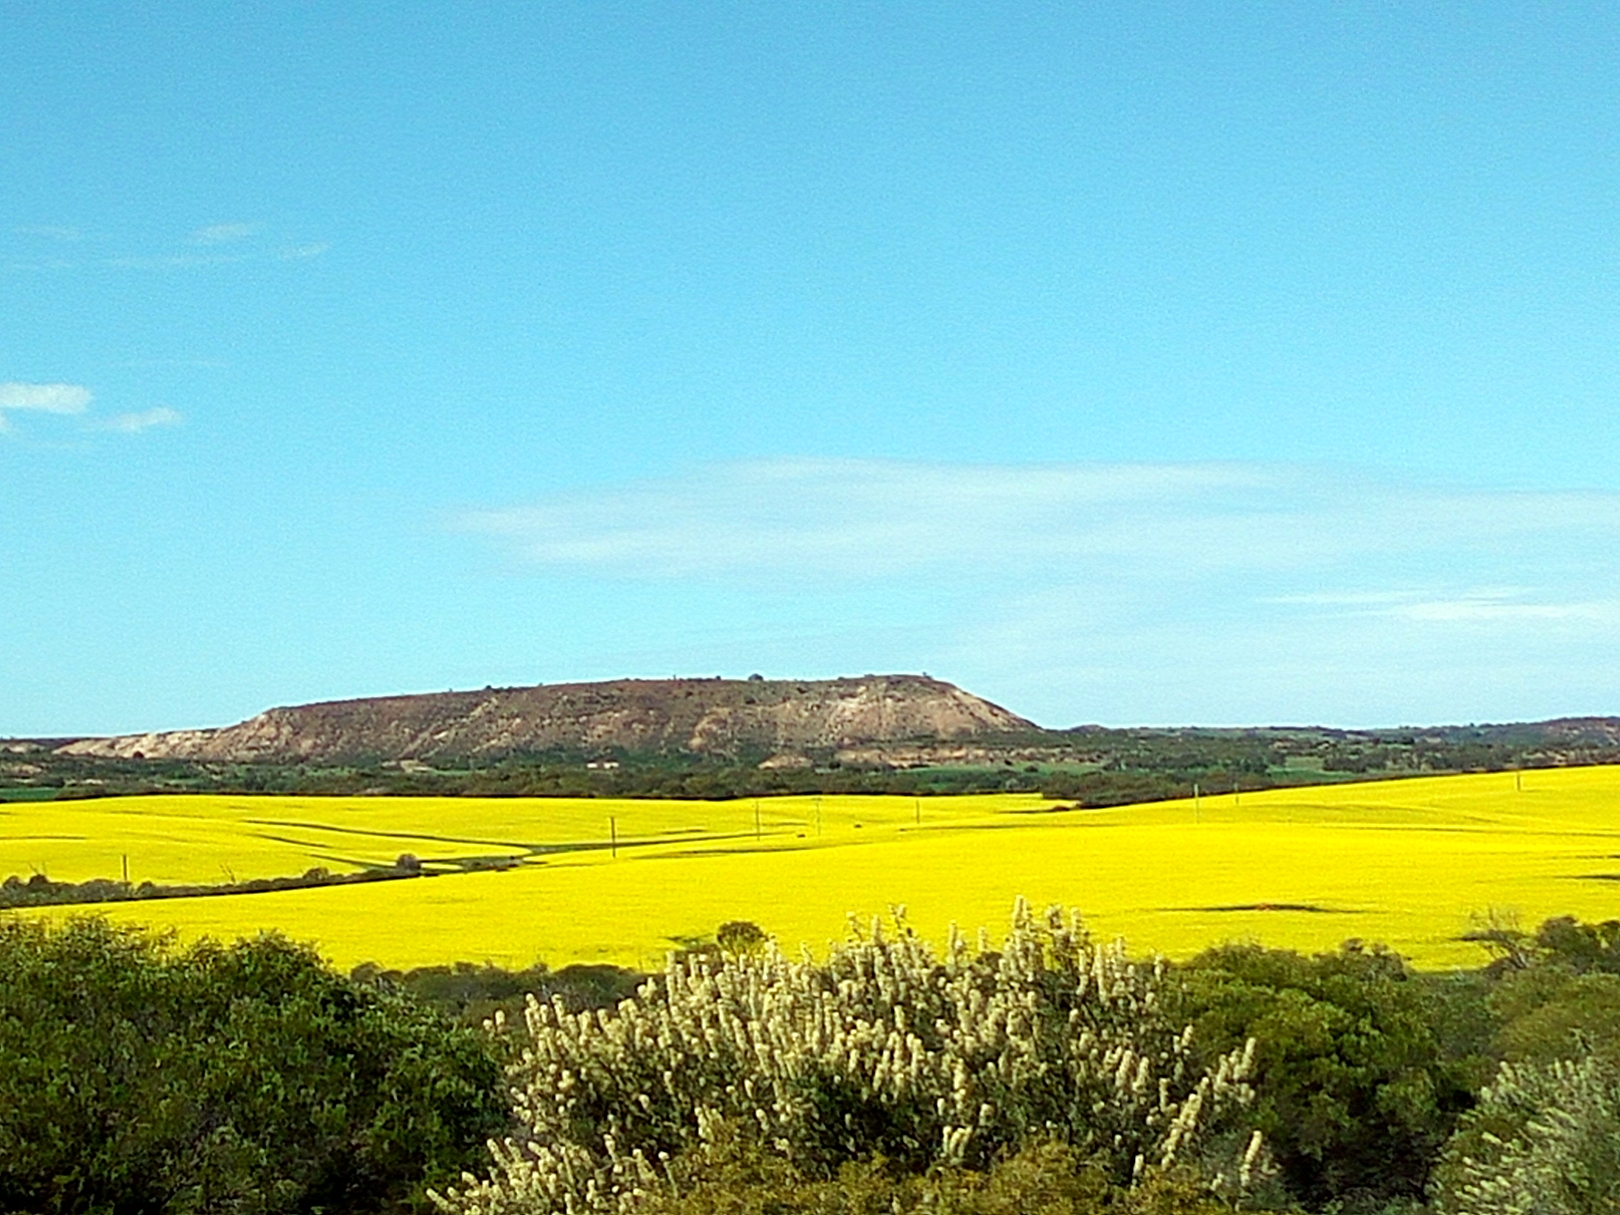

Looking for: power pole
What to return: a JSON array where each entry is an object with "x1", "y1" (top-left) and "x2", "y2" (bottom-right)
[{"x1": 610, "y1": 816, "x2": 617, "y2": 858}]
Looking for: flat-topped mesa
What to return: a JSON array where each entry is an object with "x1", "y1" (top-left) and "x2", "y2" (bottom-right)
[{"x1": 55, "y1": 675, "x2": 1037, "y2": 765}]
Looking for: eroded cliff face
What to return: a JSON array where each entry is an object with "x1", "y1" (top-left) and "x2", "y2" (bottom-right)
[{"x1": 56, "y1": 675, "x2": 1036, "y2": 764}]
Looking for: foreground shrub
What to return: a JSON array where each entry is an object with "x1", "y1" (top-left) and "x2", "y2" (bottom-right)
[
  {"x1": 638, "y1": 1135, "x2": 1234, "y2": 1215},
  {"x1": 1483, "y1": 956, "x2": 1620, "y2": 1075},
  {"x1": 435, "y1": 901, "x2": 1260, "y2": 1215},
  {"x1": 1430, "y1": 1055, "x2": 1620, "y2": 1214},
  {"x1": 1468, "y1": 914, "x2": 1620, "y2": 978},
  {"x1": 0, "y1": 916, "x2": 507, "y2": 1215},
  {"x1": 352, "y1": 959, "x2": 646, "y2": 1027},
  {"x1": 1173, "y1": 942, "x2": 1476, "y2": 1211}
]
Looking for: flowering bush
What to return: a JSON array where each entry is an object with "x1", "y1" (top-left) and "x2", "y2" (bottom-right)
[
  {"x1": 435, "y1": 900, "x2": 1260, "y2": 1215},
  {"x1": 1431, "y1": 1055, "x2": 1620, "y2": 1215}
]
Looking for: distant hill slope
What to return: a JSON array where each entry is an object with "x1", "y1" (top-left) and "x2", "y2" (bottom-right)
[
  {"x1": 1447, "y1": 717, "x2": 1620, "y2": 748},
  {"x1": 56, "y1": 675, "x2": 1037, "y2": 764}
]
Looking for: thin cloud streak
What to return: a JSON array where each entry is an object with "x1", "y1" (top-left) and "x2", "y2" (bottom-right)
[
  {"x1": 460, "y1": 460, "x2": 1296, "y2": 578},
  {"x1": 1261, "y1": 587, "x2": 1614, "y2": 622},
  {"x1": 114, "y1": 358, "x2": 230, "y2": 370},
  {"x1": 190, "y1": 222, "x2": 258, "y2": 245},
  {"x1": 1387, "y1": 598, "x2": 1620, "y2": 624},
  {"x1": 0, "y1": 382, "x2": 92, "y2": 414},
  {"x1": 14, "y1": 225, "x2": 82, "y2": 241},
  {"x1": 453, "y1": 458, "x2": 1620, "y2": 725},
  {"x1": 106, "y1": 252, "x2": 256, "y2": 270},
  {"x1": 101, "y1": 406, "x2": 183, "y2": 434},
  {"x1": 456, "y1": 458, "x2": 1620, "y2": 584},
  {"x1": 4, "y1": 225, "x2": 326, "y2": 273},
  {"x1": 0, "y1": 384, "x2": 180, "y2": 439}
]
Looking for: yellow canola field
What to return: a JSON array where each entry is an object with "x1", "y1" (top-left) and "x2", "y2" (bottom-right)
[{"x1": 8, "y1": 768, "x2": 1620, "y2": 971}]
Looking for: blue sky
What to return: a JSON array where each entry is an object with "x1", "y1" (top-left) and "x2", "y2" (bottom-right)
[{"x1": 3, "y1": 2, "x2": 1618, "y2": 735}]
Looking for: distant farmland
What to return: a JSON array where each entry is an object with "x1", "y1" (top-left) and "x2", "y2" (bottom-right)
[{"x1": 7, "y1": 769, "x2": 1620, "y2": 970}]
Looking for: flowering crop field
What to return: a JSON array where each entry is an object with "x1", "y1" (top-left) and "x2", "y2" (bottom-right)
[{"x1": 8, "y1": 767, "x2": 1620, "y2": 970}]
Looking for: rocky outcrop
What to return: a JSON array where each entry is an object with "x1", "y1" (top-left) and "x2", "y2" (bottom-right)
[{"x1": 56, "y1": 675, "x2": 1037, "y2": 765}]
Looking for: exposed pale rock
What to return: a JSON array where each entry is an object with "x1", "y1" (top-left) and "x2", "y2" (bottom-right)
[{"x1": 56, "y1": 675, "x2": 1035, "y2": 765}]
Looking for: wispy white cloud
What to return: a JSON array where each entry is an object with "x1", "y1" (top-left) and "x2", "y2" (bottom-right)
[
  {"x1": 1266, "y1": 590, "x2": 1427, "y2": 607},
  {"x1": 190, "y1": 222, "x2": 259, "y2": 245},
  {"x1": 456, "y1": 458, "x2": 1620, "y2": 583},
  {"x1": 2, "y1": 257, "x2": 77, "y2": 274},
  {"x1": 0, "y1": 383, "x2": 181, "y2": 439},
  {"x1": 106, "y1": 252, "x2": 254, "y2": 269},
  {"x1": 453, "y1": 459, "x2": 1620, "y2": 725},
  {"x1": 458, "y1": 459, "x2": 1293, "y2": 578},
  {"x1": 0, "y1": 381, "x2": 92, "y2": 436},
  {"x1": 114, "y1": 358, "x2": 230, "y2": 370},
  {"x1": 14, "y1": 225, "x2": 82, "y2": 241},
  {"x1": 100, "y1": 406, "x2": 182, "y2": 434},
  {"x1": 5, "y1": 225, "x2": 326, "y2": 274},
  {"x1": 1265, "y1": 586, "x2": 1620, "y2": 625},
  {"x1": 0, "y1": 382, "x2": 92, "y2": 414},
  {"x1": 1383, "y1": 596, "x2": 1620, "y2": 624}
]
